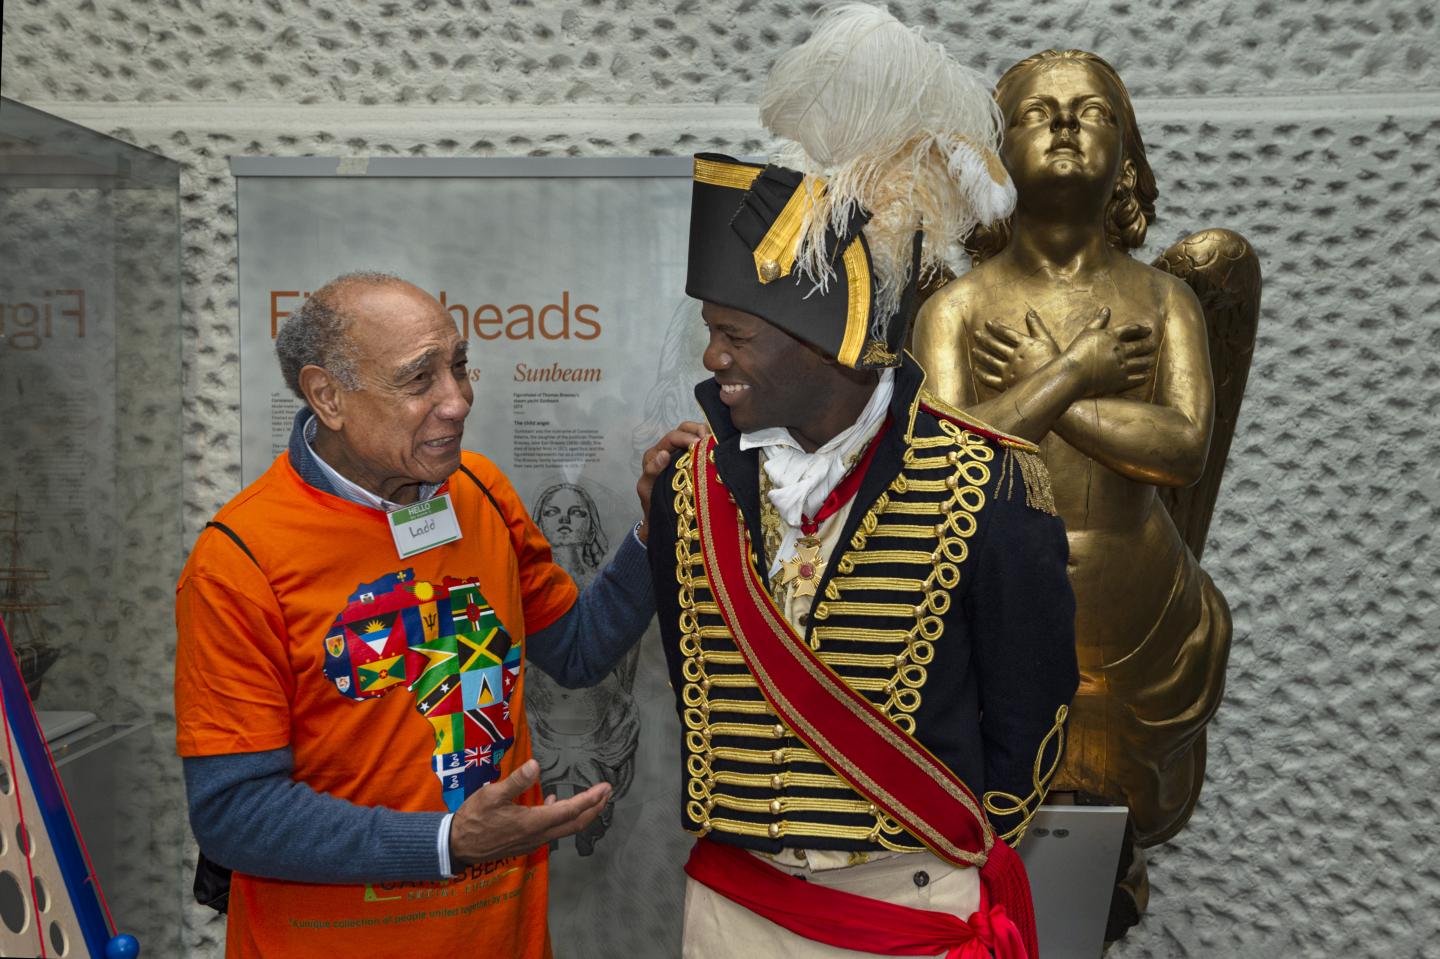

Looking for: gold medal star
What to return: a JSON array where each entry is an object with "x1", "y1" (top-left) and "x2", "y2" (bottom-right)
[{"x1": 778, "y1": 539, "x2": 824, "y2": 600}]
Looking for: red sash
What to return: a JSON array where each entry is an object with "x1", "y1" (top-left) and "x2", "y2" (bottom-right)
[
  {"x1": 692, "y1": 437, "x2": 992, "y2": 866},
  {"x1": 684, "y1": 837, "x2": 1028, "y2": 959}
]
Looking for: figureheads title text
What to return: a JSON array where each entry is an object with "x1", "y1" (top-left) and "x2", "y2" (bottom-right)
[
  {"x1": 269, "y1": 290, "x2": 601, "y2": 341},
  {"x1": 270, "y1": 288, "x2": 605, "y2": 383}
]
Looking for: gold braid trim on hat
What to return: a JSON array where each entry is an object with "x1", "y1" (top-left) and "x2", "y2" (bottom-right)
[
  {"x1": 694, "y1": 157, "x2": 762, "y2": 191},
  {"x1": 836, "y1": 239, "x2": 871, "y2": 368},
  {"x1": 753, "y1": 178, "x2": 825, "y2": 285}
]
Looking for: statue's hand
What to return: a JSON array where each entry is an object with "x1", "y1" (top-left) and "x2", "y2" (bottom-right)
[
  {"x1": 1061, "y1": 307, "x2": 1157, "y2": 397},
  {"x1": 974, "y1": 309, "x2": 1062, "y2": 391}
]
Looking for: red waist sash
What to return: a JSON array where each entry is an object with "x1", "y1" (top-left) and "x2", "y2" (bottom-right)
[{"x1": 684, "y1": 837, "x2": 1027, "y2": 959}]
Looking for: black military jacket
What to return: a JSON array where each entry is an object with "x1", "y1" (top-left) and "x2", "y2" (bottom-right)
[{"x1": 648, "y1": 355, "x2": 1079, "y2": 854}]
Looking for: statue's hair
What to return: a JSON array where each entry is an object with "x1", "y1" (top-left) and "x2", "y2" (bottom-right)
[
  {"x1": 967, "y1": 50, "x2": 1158, "y2": 263},
  {"x1": 275, "y1": 270, "x2": 403, "y2": 399},
  {"x1": 531, "y1": 483, "x2": 609, "y2": 571}
]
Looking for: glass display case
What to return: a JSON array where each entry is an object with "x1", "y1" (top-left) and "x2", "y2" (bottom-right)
[{"x1": 0, "y1": 96, "x2": 182, "y2": 953}]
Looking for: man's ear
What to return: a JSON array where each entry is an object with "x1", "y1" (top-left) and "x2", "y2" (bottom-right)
[{"x1": 300, "y1": 365, "x2": 345, "y2": 430}]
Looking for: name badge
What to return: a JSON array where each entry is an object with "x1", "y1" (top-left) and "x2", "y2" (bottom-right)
[{"x1": 388, "y1": 493, "x2": 463, "y2": 559}]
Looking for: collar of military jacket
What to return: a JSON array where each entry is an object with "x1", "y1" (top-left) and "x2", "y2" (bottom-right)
[{"x1": 690, "y1": 353, "x2": 927, "y2": 585}]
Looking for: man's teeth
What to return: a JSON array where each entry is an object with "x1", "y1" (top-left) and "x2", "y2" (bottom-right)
[{"x1": 721, "y1": 384, "x2": 750, "y2": 394}]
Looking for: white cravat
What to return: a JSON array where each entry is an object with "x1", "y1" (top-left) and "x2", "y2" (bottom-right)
[{"x1": 740, "y1": 369, "x2": 894, "y2": 575}]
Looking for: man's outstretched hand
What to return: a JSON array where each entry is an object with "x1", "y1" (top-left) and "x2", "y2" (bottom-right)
[{"x1": 448, "y1": 759, "x2": 611, "y2": 868}]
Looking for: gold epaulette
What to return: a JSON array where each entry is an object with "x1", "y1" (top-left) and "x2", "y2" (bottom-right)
[{"x1": 917, "y1": 391, "x2": 1056, "y2": 516}]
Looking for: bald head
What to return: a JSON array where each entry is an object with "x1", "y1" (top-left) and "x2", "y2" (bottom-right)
[{"x1": 275, "y1": 271, "x2": 433, "y2": 399}]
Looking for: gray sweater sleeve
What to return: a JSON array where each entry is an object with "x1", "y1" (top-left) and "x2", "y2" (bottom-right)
[
  {"x1": 523, "y1": 525, "x2": 655, "y2": 688},
  {"x1": 184, "y1": 747, "x2": 447, "y2": 883}
]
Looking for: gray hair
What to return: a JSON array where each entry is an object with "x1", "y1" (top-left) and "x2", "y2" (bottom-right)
[{"x1": 275, "y1": 270, "x2": 402, "y2": 399}]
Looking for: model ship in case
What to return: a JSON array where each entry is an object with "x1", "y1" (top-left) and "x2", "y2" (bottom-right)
[{"x1": 0, "y1": 496, "x2": 61, "y2": 700}]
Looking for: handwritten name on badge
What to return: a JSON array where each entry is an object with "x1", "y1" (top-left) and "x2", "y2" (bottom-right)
[{"x1": 388, "y1": 494, "x2": 462, "y2": 559}]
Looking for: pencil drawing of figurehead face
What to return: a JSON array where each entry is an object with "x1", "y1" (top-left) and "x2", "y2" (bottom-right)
[{"x1": 533, "y1": 483, "x2": 608, "y2": 571}]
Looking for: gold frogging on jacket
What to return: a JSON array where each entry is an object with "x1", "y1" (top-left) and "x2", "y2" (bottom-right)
[
  {"x1": 983, "y1": 705, "x2": 1069, "y2": 845},
  {"x1": 669, "y1": 400, "x2": 1056, "y2": 852}
]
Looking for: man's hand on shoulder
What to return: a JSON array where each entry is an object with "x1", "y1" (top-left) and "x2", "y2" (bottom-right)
[
  {"x1": 448, "y1": 759, "x2": 611, "y2": 868},
  {"x1": 635, "y1": 420, "x2": 707, "y2": 544}
]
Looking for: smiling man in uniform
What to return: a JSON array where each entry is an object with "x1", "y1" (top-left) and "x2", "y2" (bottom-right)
[{"x1": 643, "y1": 6, "x2": 1080, "y2": 958}]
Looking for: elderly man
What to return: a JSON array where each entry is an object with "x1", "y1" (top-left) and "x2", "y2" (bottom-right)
[{"x1": 175, "y1": 272, "x2": 696, "y2": 958}]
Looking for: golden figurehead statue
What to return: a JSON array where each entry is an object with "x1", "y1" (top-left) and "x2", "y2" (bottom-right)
[{"x1": 912, "y1": 49, "x2": 1260, "y2": 935}]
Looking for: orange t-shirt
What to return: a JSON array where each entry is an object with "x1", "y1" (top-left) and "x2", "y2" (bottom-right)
[{"x1": 175, "y1": 451, "x2": 577, "y2": 958}]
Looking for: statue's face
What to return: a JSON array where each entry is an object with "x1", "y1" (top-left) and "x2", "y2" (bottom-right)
[
  {"x1": 539, "y1": 486, "x2": 593, "y2": 547},
  {"x1": 998, "y1": 58, "x2": 1125, "y2": 199}
]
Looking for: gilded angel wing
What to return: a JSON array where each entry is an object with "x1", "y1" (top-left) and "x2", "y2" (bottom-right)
[{"x1": 1152, "y1": 229, "x2": 1261, "y2": 561}]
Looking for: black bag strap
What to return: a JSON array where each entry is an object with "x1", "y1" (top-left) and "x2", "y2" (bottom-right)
[
  {"x1": 189, "y1": 520, "x2": 258, "y2": 914},
  {"x1": 457, "y1": 464, "x2": 506, "y2": 522},
  {"x1": 204, "y1": 520, "x2": 259, "y2": 569}
]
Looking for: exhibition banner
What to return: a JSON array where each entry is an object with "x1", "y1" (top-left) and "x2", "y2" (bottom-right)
[{"x1": 235, "y1": 157, "x2": 710, "y2": 956}]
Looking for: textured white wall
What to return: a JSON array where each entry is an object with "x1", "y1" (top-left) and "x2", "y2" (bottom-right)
[{"x1": 4, "y1": 1, "x2": 1438, "y2": 957}]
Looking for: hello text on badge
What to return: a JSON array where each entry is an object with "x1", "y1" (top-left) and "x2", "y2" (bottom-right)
[{"x1": 388, "y1": 493, "x2": 463, "y2": 559}]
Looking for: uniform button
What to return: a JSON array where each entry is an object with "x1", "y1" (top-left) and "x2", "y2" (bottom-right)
[
  {"x1": 769, "y1": 799, "x2": 783, "y2": 815},
  {"x1": 794, "y1": 849, "x2": 807, "y2": 862},
  {"x1": 798, "y1": 612, "x2": 809, "y2": 626},
  {"x1": 772, "y1": 749, "x2": 786, "y2": 763},
  {"x1": 768, "y1": 822, "x2": 782, "y2": 839},
  {"x1": 773, "y1": 723, "x2": 786, "y2": 738},
  {"x1": 913, "y1": 871, "x2": 930, "y2": 888},
  {"x1": 770, "y1": 774, "x2": 783, "y2": 790}
]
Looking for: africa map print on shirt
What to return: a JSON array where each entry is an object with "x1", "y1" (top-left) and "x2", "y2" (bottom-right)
[{"x1": 322, "y1": 569, "x2": 521, "y2": 811}]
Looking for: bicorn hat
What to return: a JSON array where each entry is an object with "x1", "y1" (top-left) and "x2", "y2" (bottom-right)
[{"x1": 686, "y1": 2, "x2": 1016, "y2": 370}]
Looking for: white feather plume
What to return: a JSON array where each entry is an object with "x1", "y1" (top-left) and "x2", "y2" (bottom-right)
[{"x1": 759, "y1": 2, "x2": 1015, "y2": 335}]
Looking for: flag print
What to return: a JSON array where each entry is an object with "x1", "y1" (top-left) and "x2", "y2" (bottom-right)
[
  {"x1": 321, "y1": 569, "x2": 519, "y2": 811},
  {"x1": 357, "y1": 653, "x2": 408, "y2": 693}
]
